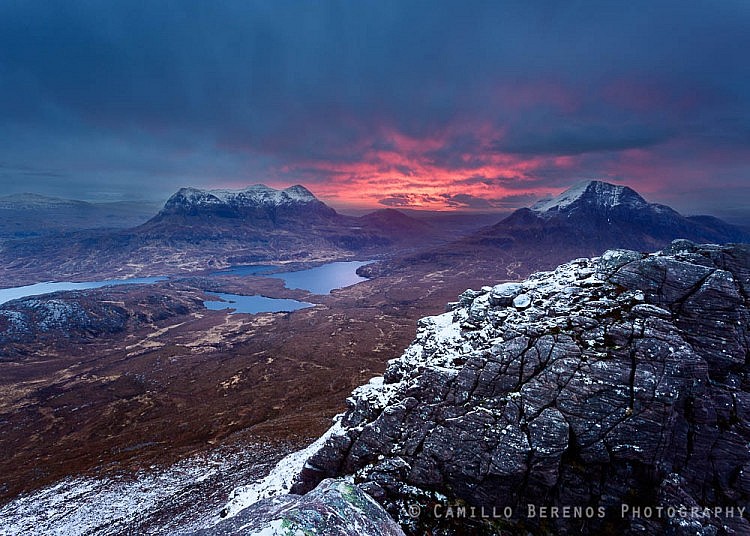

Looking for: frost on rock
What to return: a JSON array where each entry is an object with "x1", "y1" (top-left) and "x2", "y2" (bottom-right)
[
  {"x1": 219, "y1": 420, "x2": 347, "y2": 520},
  {"x1": 292, "y1": 241, "x2": 750, "y2": 536},
  {"x1": 512, "y1": 293, "x2": 531, "y2": 309},
  {"x1": 193, "y1": 479, "x2": 404, "y2": 536},
  {"x1": 0, "y1": 447, "x2": 265, "y2": 536}
]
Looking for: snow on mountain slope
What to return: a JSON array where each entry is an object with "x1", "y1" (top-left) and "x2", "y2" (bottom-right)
[
  {"x1": 531, "y1": 180, "x2": 649, "y2": 214},
  {"x1": 0, "y1": 443, "x2": 292, "y2": 536},
  {"x1": 164, "y1": 185, "x2": 318, "y2": 211}
]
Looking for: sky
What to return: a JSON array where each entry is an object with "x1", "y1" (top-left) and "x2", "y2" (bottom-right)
[{"x1": 0, "y1": 1, "x2": 749, "y2": 216}]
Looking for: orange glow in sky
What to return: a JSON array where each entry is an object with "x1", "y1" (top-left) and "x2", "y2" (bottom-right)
[{"x1": 267, "y1": 126, "x2": 579, "y2": 211}]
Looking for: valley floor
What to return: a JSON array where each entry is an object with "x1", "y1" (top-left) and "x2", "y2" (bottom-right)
[{"x1": 0, "y1": 261, "x2": 504, "y2": 534}]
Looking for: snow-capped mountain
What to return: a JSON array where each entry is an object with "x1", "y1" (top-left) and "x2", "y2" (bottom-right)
[
  {"x1": 140, "y1": 184, "x2": 420, "y2": 248},
  {"x1": 530, "y1": 180, "x2": 651, "y2": 215},
  {"x1": 468, "y1": 179, "x2": 748, "y2": 261},
  {"x1": 380, "y1": 180, "x2": 750, "y2": 290},
  {"x1": 154, "y1": 184, "x2": 338, "y2": 225},
  {"x1": 162, "y1": 184, "x2": 328, "y2": 212},
  {"x1": 171, "y1": 184, "x2": 317, "y2": 206}
]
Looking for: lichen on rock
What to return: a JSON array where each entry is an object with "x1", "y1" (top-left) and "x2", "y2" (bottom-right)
[{"x1": 192, "y1": 478, "x2": 405, "y2": 536}]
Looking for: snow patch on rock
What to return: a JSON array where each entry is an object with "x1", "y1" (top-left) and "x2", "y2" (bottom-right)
[
  {"x1": 168, "y1": 185, "x2": 317, "y2": 210},
  {"x1": 531, "y1": 180, "x2": 648, "y2": 214},
  {"x1": 219, "y1": 420, "x2": 345, "y2": 520}
]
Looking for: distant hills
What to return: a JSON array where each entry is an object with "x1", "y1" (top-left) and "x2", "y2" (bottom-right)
[
  {"x1": 0, "y1": 193, "x2": 160, "y2": 239},
  {"x1": 0, "y1": 193, "x2": 91, "y2": 210}
]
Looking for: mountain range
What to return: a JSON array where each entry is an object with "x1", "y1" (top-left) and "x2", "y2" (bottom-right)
[
  {"x1": 139, "y1": 184, "x2": 436, "y2": 251},
  {"x1": 1, "y1": 179, "x2": 748, "y2": 289}
]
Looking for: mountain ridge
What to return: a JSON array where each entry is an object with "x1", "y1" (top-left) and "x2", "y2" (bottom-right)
[{"x1": 159, "y1": 184, "x2": 323, "y2": 214}]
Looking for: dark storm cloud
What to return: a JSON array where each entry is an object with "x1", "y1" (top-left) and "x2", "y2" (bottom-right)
[
  {"x1": 494, "y1": 124, "x2": 675, "y2": 156},
  {"x1": 0, "y1": 0, "x2": 748, "y2": 210},
  {"x1": 379, "y1": 190, "x2": 542, "y2": 210},
  {"x1": 379, "y1": 195, "x2": 416, "y2": 208},
  {"x1": 440, "y1": 193, "x2": 494, "y2": 209}
]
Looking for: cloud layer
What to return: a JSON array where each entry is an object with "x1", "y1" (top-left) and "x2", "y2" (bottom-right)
[{"x1": 0, "y1": 1, "x2": 748, "y2": 214}]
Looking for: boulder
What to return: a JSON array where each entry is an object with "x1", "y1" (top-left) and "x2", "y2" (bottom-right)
[{"x1": 193, "y1": 479, "x2": 405, "y2": 536}]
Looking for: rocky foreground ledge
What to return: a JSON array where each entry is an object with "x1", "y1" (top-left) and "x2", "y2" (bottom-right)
[{"x1": 209, "y1": 241, "x2": 750, "y2": 535}]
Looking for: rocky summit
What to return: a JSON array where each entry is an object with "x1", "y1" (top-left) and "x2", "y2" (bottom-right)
[
  {"x1": 530, "y1": 179, "x2": 651, "y2": 214},
  {"x1": 288, "y1": 240, "x2": 750, "y2": 535},
  {"x1": 155, "y1": 184, "x2": 337, "y2": 221}
]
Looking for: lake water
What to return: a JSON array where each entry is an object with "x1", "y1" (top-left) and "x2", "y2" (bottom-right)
[
  {"x1": 0, "y1": 277, "x2": 167, "y2": 306},
  {"x1": 212, "y1": 265, "x2": 276, "y2": 277},
  {"x1": 212, "y1": 261, "x2": 369, "y2": 294},
  {"x1": 203, "y1": 292, "x2": 314, "y2": 314},
  {"x1": 0, "y1": 260, "x2": 370, "y2": 314},
  {"x1": 204, "y1": 260, "x2": 369, "y2": 313},
  {"x1": 267, "y1": 261, "x2": 369, "y2": 294}
]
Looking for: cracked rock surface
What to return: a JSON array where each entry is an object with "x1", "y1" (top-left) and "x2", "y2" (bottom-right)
[{"x1": 293, "y1": 241, "x2": 750, "y2": 535}]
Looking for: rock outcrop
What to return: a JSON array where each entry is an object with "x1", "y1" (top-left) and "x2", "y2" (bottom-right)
[
  {"x1": 193, "y1": 479, "x2": 405, "y2": 536},
  {"x1": 293, "y1": 241, "x2": 750, "y2": 535}
]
